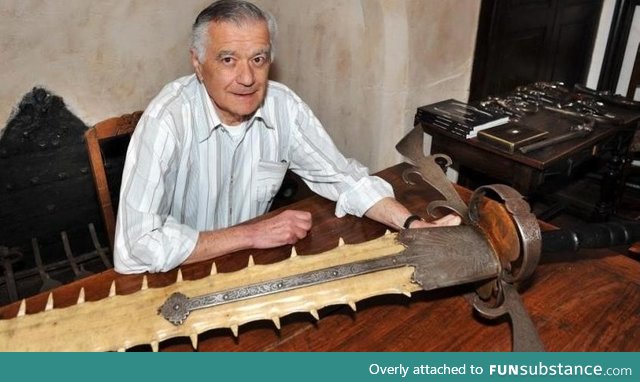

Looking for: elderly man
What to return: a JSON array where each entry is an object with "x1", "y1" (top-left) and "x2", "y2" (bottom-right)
[{"x1": 114, "y1": 0, "x2": 459, "y2": 274}]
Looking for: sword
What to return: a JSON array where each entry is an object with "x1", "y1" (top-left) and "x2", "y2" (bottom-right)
[{"x1": 2, "y1": 130, "x2": 638, "y2": 352}]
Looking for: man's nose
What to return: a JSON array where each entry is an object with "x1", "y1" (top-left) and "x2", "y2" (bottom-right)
[{"x1": 236, "y1": 61, "x2": 255, "y2": 86}]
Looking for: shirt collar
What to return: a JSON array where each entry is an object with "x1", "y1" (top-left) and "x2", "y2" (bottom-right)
[{"x1": 195, "y1": 79, "x2": 274, "y2": 142}]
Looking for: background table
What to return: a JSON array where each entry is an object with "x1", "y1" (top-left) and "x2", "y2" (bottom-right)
[{"x1": 422, "y1": 107, "x2": 640, "y2": 221}]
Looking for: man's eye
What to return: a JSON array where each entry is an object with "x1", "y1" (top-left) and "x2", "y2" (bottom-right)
[
  {"x1": 221, "y1": 57, "x2": 234, "y2": 65},
  {"x1": 253, "y1": 56, "x2": 267, "y2": 66}
]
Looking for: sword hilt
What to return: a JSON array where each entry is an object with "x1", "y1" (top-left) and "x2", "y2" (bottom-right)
[{"x1": 541, "y1": 222, "x2": 640, "y2": 253}]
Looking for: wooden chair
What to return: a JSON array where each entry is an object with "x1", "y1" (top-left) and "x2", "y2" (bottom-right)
[{"x1": 85, "y1": 111, "x2": 143, "y2": 251}]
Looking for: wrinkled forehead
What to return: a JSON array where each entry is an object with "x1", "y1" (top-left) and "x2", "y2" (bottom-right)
[
  {"x1": 208, "y1": 19, "x2": 270, "y2": 41},
  {"x1": 207, "y1": 20, "x2": 271, "y2": 54}
]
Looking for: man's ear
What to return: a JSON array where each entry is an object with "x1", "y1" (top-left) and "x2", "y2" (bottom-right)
[{"x1": 191, "y1": 49, "x2": 203, "y2": 82}]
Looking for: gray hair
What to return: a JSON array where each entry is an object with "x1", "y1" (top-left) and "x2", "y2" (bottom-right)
[{"x1": 191, "y1": 0, "x2": 278, "y2": 63}]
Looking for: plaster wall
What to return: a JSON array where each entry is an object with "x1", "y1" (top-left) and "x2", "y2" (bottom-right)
[{"x1": 1, "y1": 0, "x2": 480, "y2": 171}]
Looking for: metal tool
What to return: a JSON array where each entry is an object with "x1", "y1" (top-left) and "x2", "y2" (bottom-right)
[
  {"x1": 545, "y1": 103, "x2": 624, "y2": 124},
  {"x1": 574, "y1": 83, "x2": 640, "y2": 110},
  {"x1": 518, "y1": 119, "x2": 594, "y2": 154}
]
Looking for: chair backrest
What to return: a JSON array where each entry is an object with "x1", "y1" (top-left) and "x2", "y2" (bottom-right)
[{"x1": 85, "y1": 111, "x2": 143, "y2": 251}]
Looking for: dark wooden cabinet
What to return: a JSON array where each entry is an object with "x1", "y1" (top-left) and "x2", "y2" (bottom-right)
[{"x1": 470, "y1": 0, "x2": 603, "y2": 101}]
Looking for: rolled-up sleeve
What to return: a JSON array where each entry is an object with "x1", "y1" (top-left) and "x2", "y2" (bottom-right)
[
  {"x1": 287, "y1": 98, "x2": 394, "y2": 218},
  {"x1": 113, "y1": 116, "x2": 198, "y2": 274},
  {"x1": 334, "y1": 175, "x2": 394, "y2": 217}
]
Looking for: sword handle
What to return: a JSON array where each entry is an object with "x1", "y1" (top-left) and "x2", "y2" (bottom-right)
[{"x1": 541, "y1": 222, "x2": 640, "y2": 253}]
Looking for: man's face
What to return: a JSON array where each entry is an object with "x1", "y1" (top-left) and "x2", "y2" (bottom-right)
[{"x1": 192, "y1": 20, "x2": 271, "y2": 125}]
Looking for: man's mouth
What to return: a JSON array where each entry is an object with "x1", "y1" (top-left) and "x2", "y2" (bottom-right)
[{"x1": 232, "y1": 91, "x2": 257, "y2": 97}]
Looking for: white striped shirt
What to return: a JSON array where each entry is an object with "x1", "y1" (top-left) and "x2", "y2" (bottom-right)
[{"x1": 114, "y1": 74, "x2": 393, "y2": 273}]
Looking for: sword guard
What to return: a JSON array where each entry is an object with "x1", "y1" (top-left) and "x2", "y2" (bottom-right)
[
  {"x1": 468, "y1": 184, "x2": 541, "y2": 283},
  {"x1": 396, "y1": 126, "x2": 469, "y2": 220},
  {"x1": 472, "y1": 280, "x2": 545, "y2": 352},
  {"x1": 465, "y1": 184, "x2": 544, "y2": 351}
]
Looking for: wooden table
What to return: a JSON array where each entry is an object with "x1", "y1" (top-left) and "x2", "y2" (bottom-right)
[
  {"x1": 1, "y1": 163, "x2": 639, "y2": 351},
  {"x1": 422, "y1": 107, "x2": 640, "y2": 221}
]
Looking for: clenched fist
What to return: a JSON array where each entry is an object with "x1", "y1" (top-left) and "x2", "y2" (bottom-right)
[{"x1": 249, "y1": 209, "x2": 313, "y2": 248}]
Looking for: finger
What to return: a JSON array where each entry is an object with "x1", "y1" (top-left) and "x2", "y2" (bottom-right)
[
  {"x1": 274, "y1": 212, "x2": 311, "y2": 240},
  {"x1": 292, "y1": 225, "x2": 309, "y2": 240},
  {"x1": 413, "y1": 214, "x2": 461, "y2": 228},
  {"x1": 431, "y1": 214, "x2": 461, "y2": 226},
  {"x1": 287, "y1": 210, "x2": 313, "y2": 230}
]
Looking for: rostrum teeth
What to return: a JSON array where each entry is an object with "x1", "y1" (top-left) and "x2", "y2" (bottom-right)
[
  {"x1": 140, "y1": 276, "x2": 148, "y2": 291},
  {"x1": 44, "y1": 293, "x2": 54, "y2": 311},
  {"x1": 1, "y1": 231, "x2": 417, "y2": 351},
  {"x1": 77, "y1": 288, "x2": 85, "y2": 304},
  {"x1": 17, "y1": 299, "x2": 26, "y2": 317}
]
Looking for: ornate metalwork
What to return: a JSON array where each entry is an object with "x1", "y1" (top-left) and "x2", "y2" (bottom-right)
[
  {"x1": 396, "y1": 125, "x2": 469, "y2": 221},
  {"x1": 473, "y1": 280, "x2": 544, "y2": 352},
  {"x1": 467, "y1": 183, "x2": 544, "y2": 351},
  {"x1": 468, "y1": 184, "x2": 541, "y2": 282},
  {"x1": 477, "y1": 81, "x2": 631, "y2": 124},
  {"x1": 395, "y1": 124, "x2": 545, "y2": 351}
]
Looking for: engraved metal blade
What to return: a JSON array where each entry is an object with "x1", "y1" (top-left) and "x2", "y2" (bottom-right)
[
  {"x1": 396, "y1": 125, "x2": 469, "y2": 218},
  {"x1": 397, "y1": 227, "x2": 500, "y2": 289}
]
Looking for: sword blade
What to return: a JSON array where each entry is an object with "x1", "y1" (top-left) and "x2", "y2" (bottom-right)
[
  {"x1": 159, "y1": 226, "x2": 500, "y2": 325},
  {"x1": 2, "y1": 226, "x2": 501, "y2": 351}
]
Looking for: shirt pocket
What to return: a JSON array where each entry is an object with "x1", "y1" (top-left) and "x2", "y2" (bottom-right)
[{"x1": 255, "y1": 159, "x2": 289, "y2": 210}]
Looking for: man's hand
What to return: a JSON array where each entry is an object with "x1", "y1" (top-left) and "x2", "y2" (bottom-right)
[
  {"x1": 249, "y1": 210, "x2": 313, "y2": 248},
  {"x1": 409, "y1": 213, "x2": 461, "y2": 229},
  {"x1": 365, "y1": 197, "x2": 462, "y2": 230},
  {"x1": 185, "y1": 210, "x2": 312, "y2": 266}
]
